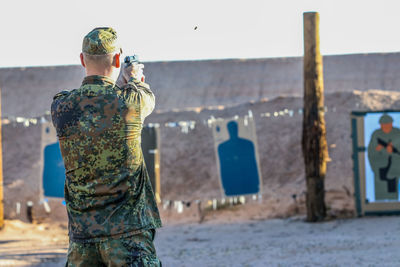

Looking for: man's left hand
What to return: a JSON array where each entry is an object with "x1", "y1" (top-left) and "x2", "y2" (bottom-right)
[{"x1": 387, "y1": 143, "x2": 393, "y2": 154}]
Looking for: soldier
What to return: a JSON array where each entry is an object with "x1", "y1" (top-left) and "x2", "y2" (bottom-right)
[
  {"x1": 367, "y1": 114, "x2": 400, "y2": 201},
  {"x1": 51, "y1": 27, "x2": 162, "y2": 266}
]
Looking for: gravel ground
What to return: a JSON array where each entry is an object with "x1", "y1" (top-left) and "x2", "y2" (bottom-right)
[
  {"x1": 155, "y1": 216, "x2": 400, "y2": 267},
  {"x1": 1, "y1": 216, "x2": 400, "y2": 266}
]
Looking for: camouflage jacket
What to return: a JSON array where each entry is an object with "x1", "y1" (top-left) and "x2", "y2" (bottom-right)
[{"x1": 51, "y1": 75, "x2": 162, "y2": 242}]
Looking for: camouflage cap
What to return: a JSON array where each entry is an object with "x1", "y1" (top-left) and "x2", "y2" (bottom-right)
[
  {"x1": 379, "y1": 114, "x2": 393, "y2": 124},
  {"x1": 82, "y1": 27, "x2": 121, "y2": 55}
]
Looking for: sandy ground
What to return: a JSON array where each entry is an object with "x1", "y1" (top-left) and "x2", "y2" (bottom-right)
[
  {"x1": 157, "y1": 216, "x2": 400, "y2": 267},
  {"x1": 1, "y1": 214, "x2": 400, "y2": 266},
  {"x1": 0, "y1": 220, "x2": 68, "y2": 267}
]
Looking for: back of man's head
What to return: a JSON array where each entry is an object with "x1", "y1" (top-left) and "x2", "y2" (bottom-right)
[
  {"x1": 83, "y1": 53, "x2": 115, "y2": 69},
  {"x1": 82, "y1": 27, "x2": 121, "y2": 55},
  {"x1": 81, "y1": 27, "x2": 122, "y2": 76}
]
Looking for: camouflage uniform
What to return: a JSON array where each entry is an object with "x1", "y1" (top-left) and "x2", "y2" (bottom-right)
[
  {"x1": 66, "y1": 229, "x2": 160, "y2": 267},
  {"x1": 51, "y1": 27, "x2": 162, "y2": 266}
]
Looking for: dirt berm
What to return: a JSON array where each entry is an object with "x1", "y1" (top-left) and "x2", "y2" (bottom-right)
[
  {"x1": 2, "y1": 52, "x2": 400, "y2": 117},
  {"x1": 4, "y1": 89, "x2": 400, "y2": 222}
]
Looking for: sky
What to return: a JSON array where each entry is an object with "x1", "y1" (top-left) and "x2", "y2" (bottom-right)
[{"x1": 1, "y1": 0, "x2": 400, "y2": 67}]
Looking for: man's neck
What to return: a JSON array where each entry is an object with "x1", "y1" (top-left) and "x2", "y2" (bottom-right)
[{"x1": 85, "y1": 68, "x2": 115, "y2": 80}]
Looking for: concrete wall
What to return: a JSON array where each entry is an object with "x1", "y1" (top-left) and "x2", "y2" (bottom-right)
[{"x1": 1, "y1": 52, "x2": 400, "y2": 118}]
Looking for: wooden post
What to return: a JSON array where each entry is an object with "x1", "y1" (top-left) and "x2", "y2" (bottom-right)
[
  {"x1": 0, "y1": 88, "x2": 3, "y2": 228},
  {"x1": 302, "y1": 12, "x2": 329, "y2": 222}
]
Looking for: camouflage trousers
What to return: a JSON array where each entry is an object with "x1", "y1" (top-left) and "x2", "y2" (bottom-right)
[{"x1": 66, "y1": 229, "x2": 161, "y2": 267}]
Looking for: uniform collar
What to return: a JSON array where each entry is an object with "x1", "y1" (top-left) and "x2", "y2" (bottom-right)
[{"x1": 82, "y1": 75, "x2": 116, "y2": 87}]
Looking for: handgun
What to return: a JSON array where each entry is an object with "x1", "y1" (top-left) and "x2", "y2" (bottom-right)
[
  {"x1": 124, "y1": 55, "x2": 140, "y2": 65},
  {"x1": 377, "y1": 138, "x2": 400, "y2": 154},
  {"x1": 124, "y1": 55, "x2": 145, "y2": 82}
]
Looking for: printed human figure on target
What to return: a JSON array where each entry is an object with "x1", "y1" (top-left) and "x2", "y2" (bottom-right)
[
  {"x1": 41, "y1": 122, "x2": 161, "y2": 199},
  {"x1": 212, "y1": 115, "x2": 262, "y2": 197},
  {"x1": 41, "y1": 123, "x2": 66, "y2": 198},
  {"x1": 366, "y1": 113, "x2": 400, "y2": 201}
]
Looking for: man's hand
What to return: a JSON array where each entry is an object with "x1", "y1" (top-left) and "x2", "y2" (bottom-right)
[
  {"x1": 116, "y1": 62, "x2": 144, "y2": 87},
  {"x1": 376, "y1": 144, "x2": 384, "y2": 151},
  {"x1": 387, "y1": 143, "x2": 393, "y2": 154}
]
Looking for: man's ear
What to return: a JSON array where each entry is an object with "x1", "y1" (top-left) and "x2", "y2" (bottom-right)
[
  {"x1": 80, "y1": 53, "x2": 86, "y2": 68},
  {"x1": 114, "y1": 53, "x2": 121, "y2": 68}
]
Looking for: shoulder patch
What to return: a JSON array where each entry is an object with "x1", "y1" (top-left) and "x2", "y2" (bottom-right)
[{"x1": 53, "y1": 90, "x2": 70, "y2": 100}]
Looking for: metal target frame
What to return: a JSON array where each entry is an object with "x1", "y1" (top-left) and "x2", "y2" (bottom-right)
[{"x1": 351, "y1": 110, "x2": 400, "y2": 216}]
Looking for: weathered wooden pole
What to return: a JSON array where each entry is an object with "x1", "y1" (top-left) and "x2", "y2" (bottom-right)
[{"x1": 302, "y1": 12, "x2": 329, "y2": 222}]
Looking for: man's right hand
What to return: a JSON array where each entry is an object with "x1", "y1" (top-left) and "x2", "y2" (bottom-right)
[
  {"x1": 116, "y1": 62, "x2": 145, "y2": 87},
  {"x1": 376, "y1": 144, "x2": 384, "y2": 151}
]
